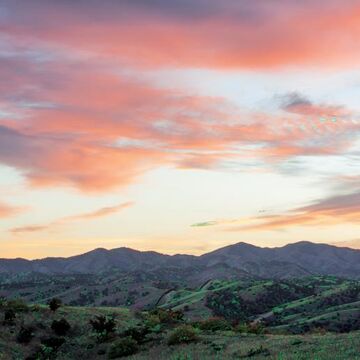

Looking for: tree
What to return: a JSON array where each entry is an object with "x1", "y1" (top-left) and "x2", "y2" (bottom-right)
[
  {"x1": 51, "y1": 318, "x2": 71, "y2": 336},
  {"x1": 89, "y1": 315, "x2": 116, "y2": 335},
  {"x1": 3, "y1": 309, "x2": 16, "y2": 325},
  {"x1": 48, "y1": 298, "x2": 62, "y2": 312}
]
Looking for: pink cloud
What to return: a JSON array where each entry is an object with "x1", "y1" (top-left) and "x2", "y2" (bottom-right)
[
  {"x1": 226, "y1": 191, "x2": 360, "y2": 232},
  {"x1": 0, "y1": 202, "x2": 22, "y2": 218},
  {"x1": 0, "y1": 6, "x2": 359, "y2": 193},
  {"x1": 2, "y1": 1, "x2": 360, "y2": 70},
  {"x1": 10, "y1": 201, "x2": 134, "y2": 234}
]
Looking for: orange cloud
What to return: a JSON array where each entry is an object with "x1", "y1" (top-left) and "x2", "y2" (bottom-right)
[
  {"x1": 331, "y1": 239, "x2": 360, "y2": 249},
  {"x1": 225, "y1": 191, "x2": 360, "y2": 232},
  {"x1": 10, "y1": 201, "x2": 134, "y2": 234},
  {"x1": 65, "y1": 201, "x2": 134, "y2": 221},
  {"x1": 192, "y1": 185, "x2": 360, "y2": 232},
  {"x1": 0, "y1": 14, "x2": 359, "y2": 193},
  {"x1": 0, "y1": 202, "x2": 22, "y2": 218}
]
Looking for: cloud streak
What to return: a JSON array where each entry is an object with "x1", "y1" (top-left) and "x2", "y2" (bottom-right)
[
  {"x1": 10, "y1": 201, "x2": 134, "y2": 234},
  {"x1": 227, "y1": 191, "x2": 360, "y2": 232}
]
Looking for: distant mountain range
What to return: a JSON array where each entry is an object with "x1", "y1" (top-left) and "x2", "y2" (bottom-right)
[{"x1": 1, "y1": 241, "x2": 360, "y2": 279}]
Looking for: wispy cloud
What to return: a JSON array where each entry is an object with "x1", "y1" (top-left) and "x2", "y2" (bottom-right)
[
  {"x1": 191, "y1": 221, "x2": 218, "y2": 227},
  {"x1": 11, "y1": 225, "x2": 48, "y2": 234},
  {"x1": 64, "y1": 202, "x2": 134, "y2": 221},
  {"x1": 226, "y1": 190, "x2": 360, "y2": 232},
  {"x1": 331, "y1": 239, "x2": 360, "y2": 249},
  {"x1": 192, "y1": 184, "x2": 360, "y2": 233},
  {"x1": 279, "y1": 91, "x2": 350, "y2": 118},
  {"x1": 0, "y1": 202, "x2": 22, "y2": 218},
  {"x1": 10, "y1": 201, "x2": 134, "y2": 234}
]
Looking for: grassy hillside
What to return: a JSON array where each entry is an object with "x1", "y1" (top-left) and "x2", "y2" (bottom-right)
[
  {"x1": 0, "y1": 299, "x2": 360, "y2": 359},
  {"x1": 1, "y1": 275, "x2": 360, "y2": 358},
  {"x1": 1, "y1": 275, "x2": 360, "y2": 334},
  {"x1": 158, "y1": 276, "x2": 360, "y2": 333}
]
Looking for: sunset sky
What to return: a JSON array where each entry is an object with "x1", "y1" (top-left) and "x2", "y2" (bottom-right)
[{"x1": 1, "y1": 0, "x2": 360, "y2": 259}]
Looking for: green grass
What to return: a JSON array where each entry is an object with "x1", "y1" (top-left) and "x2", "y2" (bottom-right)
[
  {"x1": 128, "y1": 332, "x2": 360, "y2": 360},
  {"x1": 1, "y1": 301, "x2": 360, "y2": 359}
]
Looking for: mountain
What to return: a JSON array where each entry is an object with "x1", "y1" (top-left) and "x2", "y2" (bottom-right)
[
  {"x1": 1, "y1": 241, "x2": 360, "y2": 279},
  {"x1": 199, "y1": 241, "x2": 360, "y2": 278}
]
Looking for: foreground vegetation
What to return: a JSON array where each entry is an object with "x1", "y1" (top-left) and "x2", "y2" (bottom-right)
[{"x1": 1, "y1": 296, "x2": 360, "y2": 359}]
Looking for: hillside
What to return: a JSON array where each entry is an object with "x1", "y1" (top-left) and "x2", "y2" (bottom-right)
[
  {"x1": 1, "y1": 273, "x2": 360, "y2": 334},
  {"x1": 0, "y1": 299, "x2": 360, "y2": 359}
]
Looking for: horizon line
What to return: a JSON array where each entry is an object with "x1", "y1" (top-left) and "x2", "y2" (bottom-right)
[{"x1": 1, "y1": 240, "x2": 358, "y2": 262}]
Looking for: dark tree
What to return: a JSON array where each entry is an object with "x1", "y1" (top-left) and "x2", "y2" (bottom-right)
[
  {"x1": 89, "y1": 315, "x2": 116, "y2": 335},
  {"x1": 48, "y1": 298, "x2": 62, "y2": 312},
  {"x1": 17, "y1": 326, "x2": 34, "y2": 344},
  {"x1": 3, "y1": 309, "x2": 16, "y2": 325},
  {"x1": 51, "y1": 318, "x2": 71, "y2": 336}
]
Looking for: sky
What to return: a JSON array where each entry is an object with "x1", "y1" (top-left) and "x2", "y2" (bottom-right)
[{"x1": 0, "y1": 0, "x2": 360, "y2": 259}]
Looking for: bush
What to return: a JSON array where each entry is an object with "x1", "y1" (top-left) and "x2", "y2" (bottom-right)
[
  {"x1": 6, "y1": 299, "x2": 29, "y2": 312},
  {"x1": 168, "y1": 325, "x2": 198, "y2": 345},
  {"x1": 51, "y1": 318, "x2": 71, "y2": 336},
  {"x1": 108, "y1": 337, "x2": 138, "y2": 358},
  {"x1": 17, "y1": 326, "x2": 34, "y2": 344},
  {"x1": 90, "y1": 315, "x2": 116, "y2": 335},
  {"x1": 31, "y1": 304, "x2": 42, "y2": 312},
  {"x1": 150, "y1": 308, "x2": 184, "y2": 324},
  {"x1": 41, "y1": 337, "x2": 65, "y2": 350},
  {"x1": 235, "y1": 322, "x2": 248, "y2": 333},
  {"x1": 246, "y1": 345, "x2": 270, "y2": 357},
  {"x1": 120, "y1": 326, "x2": 150, "y2": 344},
  {"x1": 0, "y1": 297, "x2": 6, "y2": 308},
  {"x1": 198, "y1": 317, "x2": 231, "y2": 332},
  {"x1": 247, "y1": 322, "x2": 264, "y2": 335},
  {"x1": 144, "y1": 313, "x2": 161, "y2": 332},
  {"x1": 3, "y1": 309, "x2": 16, "y2": 325},
  {"x1": 48, "y1": 298, "x2": 62, "y2": 312}
]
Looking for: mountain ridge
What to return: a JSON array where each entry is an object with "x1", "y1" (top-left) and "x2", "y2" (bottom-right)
[{"x1": 1, "y1": 241, "x2": 360, "y2": 278}]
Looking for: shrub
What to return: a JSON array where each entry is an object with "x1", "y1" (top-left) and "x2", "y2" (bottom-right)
[
  {"x1": 168, "y1": 325, "x2": 198, "y2": 345},
  {"x1": 48, "y1": 298, "x2": 62, "y2": 312},
  {"x1": 7, "y1": 299, "x2": 29, "y2": 312},
  {"x1": 247, "y1": 322, "x2": 264, "y2": 335},
  {"x1": 17, "y1": 326, "x2": 34, "y2": 344},
  {"x1": 108, "y1": 337, "x2": 138, "y2": 358},
  {"x1": 31, "y1": 304, "x2": 42, "y2": 312},
  {"x1": 210, "y1": 342, "x2": 226, "y2": 353},
  {"x1": 41, "y1": 337, "x2": 65, "y2": 350},
  {"x1": 246, "y1": 345, "x2": 270, "y2": 357},
  {"x1": 150, "y1": 308, "x2": 184, "y2": 324},
  {"x1": 198, "y1": 317, "x2": 231, "y2": 332},
  {"x1": 89, "y1": 315, "x2": 116, "y2": 335},
  {"x1": 3, "y1": 309, "x2": 16, "y2": 325},
  {"x1": 120, "y1": 326, "x2": 150, "y2": 344},
  {"x1": 235, "y1": 322, "x2": 248, "y2": 333},
  {"x1": 25, "y1": 346, "x2": 47, "y2": 360},
  {"x1": 144, "y1": 313, "x2": 161, "y2": 331},
  {"x1": 51, "y1": 318, "x2": 71, "y2": 336}
]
